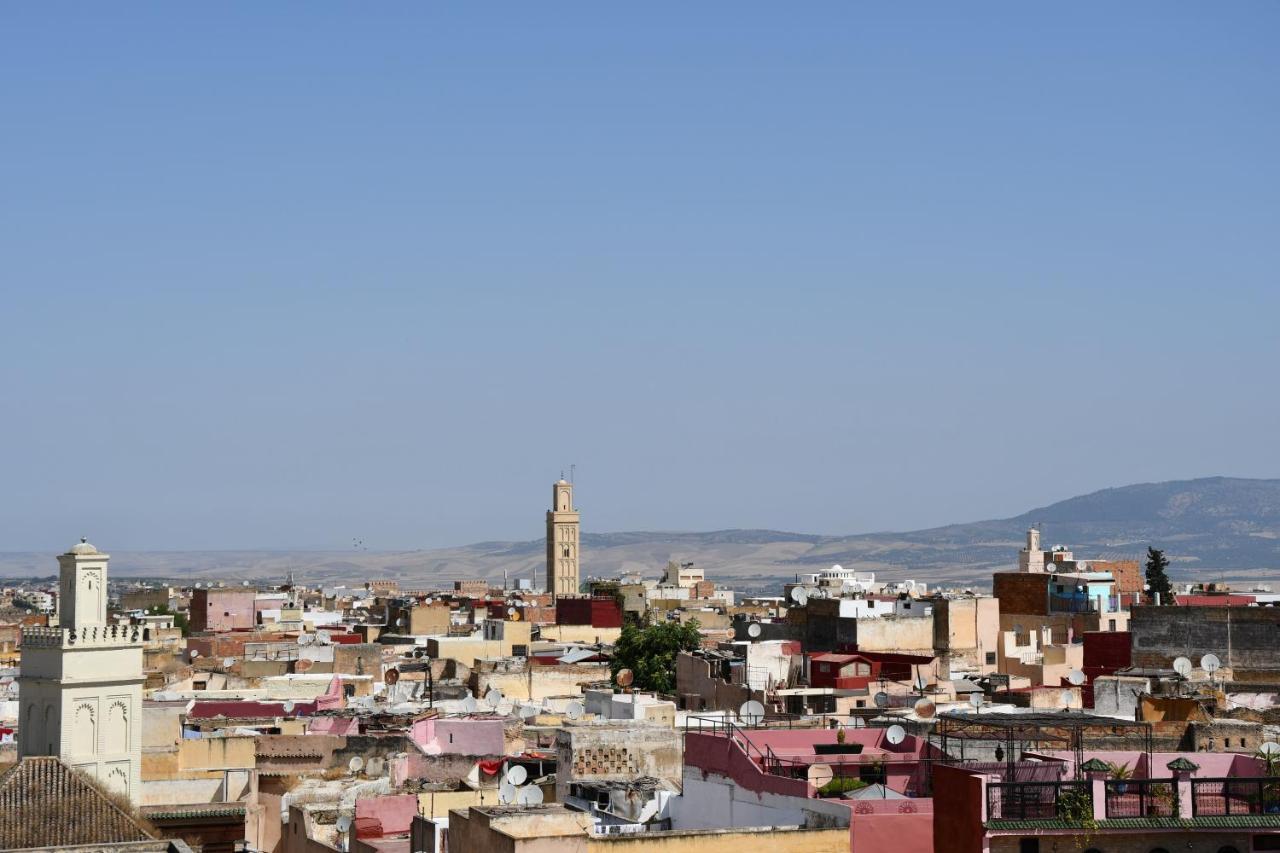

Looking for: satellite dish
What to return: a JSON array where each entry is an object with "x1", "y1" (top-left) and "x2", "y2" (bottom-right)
[
  {"x1": 1173, "y1": 657, "x2": 1193, "y2": 678},
  {"x1": 335, "y1": 816, "x2": 352, "y2": 833},
  {"x1": 223, "y1": 657, "x2": 236, "y2": 668},
  {"x1": 1060, "y1": 689, "x2": 1075, "y2": 708},
  {"x1": 348, "y1": 756, "x2": 364, "y2": 773},
  {"x1": 317, "y1": 630, "x2": 331, "y2": 644},
  {"x1": 913, "y1": 674, "x2": 929, "y2": 692},
  {"x1": 886, "y1": 725, "x2": 906, "y2": 745},
  {"x1": 1201, "y1": 654, "x2": 1222, "y2": 674},
  {"x1": 873, "y1": 692, "x2": 890, "y2": 709},
  {"x1": 739, "y1": 700, "x2": 766, "y2": 726},
  {"x1": 913, "y1": 698, "x2": 936, "y2": 719},
  {"x1": 296, "y1": 658, "x2": 314, "y2": 673},
  {"x1": 1260, "y1": 742, "x2": 1280, "y2": 756},
  {"x1": 565, "y1": 701, "x2": 584, "y2": 720},
  {"x1": 519, "y1": 704, "x2": 539, "y2": 720},
  {"x1": 507, "y1": 607, "x2": 517, "y2": 618},
  {"x1": 485, "y1": 688, "x2": 503, "y2": 708},
  {"x1": 807, "y1": 764, "x2": 834, "y2": 788},
  {"x1": 517, "y1": 785, "x2": 544, "y2": 805},
  {"x1": 385, "y1": 668, "x2": 400, "y2": 686},
  {"x1": 496, "y1": 700, "x2": 514, "y2": 716},
  {"x1": 746, "y1": 622, "x2": 762, "y2": 639},
  {"x1": 791, "y1": 587, "x2": 809, "y2": 605},
  {"x1": 498, "y1": 781, "x2": 515, "y2": 804},
  {"x1": 616, "y1": 669, "x2": 635, "y2": 688},
  {"x1": 190, "y1": 650, "x2": 201, "y2": 659},
  {"x1": 462, "y1": 696, "x2": 479, "y2": 713},
  {"x1": 848, "y1": 715, "x2": 867, "y2": 728},
  {"x1": 283, "y1": 700, "x2": 296, "y2": 714},
  {"x1": 396, "y1": 616, "x2": 406, "y2": 627},
  {"x1": 507, "y1": 765, "x2": 528, "y2": 786},
  {"x1": 1076, "y1": 561, "x2": 1089, "y2": 572},
  {"x1": 969, "y1": 692, "x2": 984, "y2": 710},
  {"x1": 1067, "y1": 669, "x2": 1086, "y2": 686},
  {"x1": 847, "y1": 581, "x2": 865, "y2": 595}
]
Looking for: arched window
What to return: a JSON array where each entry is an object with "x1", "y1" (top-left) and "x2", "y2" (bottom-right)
[
  {"x1": 73, "y1": 703, "x2": 96, "y2": 755},
  {"x1": 106, "y1": 700, "x2": 129, "y2": 752}
]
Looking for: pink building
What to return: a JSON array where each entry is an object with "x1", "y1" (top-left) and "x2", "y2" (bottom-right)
[
  {"x1": 410, "y1": 715, "x2": 506, "y2": 757},
  {"x1": 189, "y1": 588, "x2": 257, "y2": 632}
]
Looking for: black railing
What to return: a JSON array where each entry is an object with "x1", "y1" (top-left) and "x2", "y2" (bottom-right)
[
  {"x1": 1104, "y1": 779, "x2": 1176, "y2": 818},
  {"x1": 987, "y1": 781, "x2": 1092, "y2": 821},
  {"x1": 1192, "y1": 778, "x2": 1280, "y2": 816}
]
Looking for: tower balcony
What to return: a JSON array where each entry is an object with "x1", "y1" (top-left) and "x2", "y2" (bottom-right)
[{"x1": 22, "y1": 624, "x2": 146, "y2": 649}]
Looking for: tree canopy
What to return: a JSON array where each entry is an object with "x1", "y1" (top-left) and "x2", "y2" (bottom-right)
[
  {"x1": 1145, "y1": 546, "x2": 1174, "y2": 604},
  {"x1": 610, "y1": 619, "x2": 703, "y2": 694}
]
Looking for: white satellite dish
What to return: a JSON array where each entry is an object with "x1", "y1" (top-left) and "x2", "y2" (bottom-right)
[
  {"x1": 462, "y1": 696, "x2": 479, "y2": 713},
  {"x1": 223, "y1": 657, "x2": 236, "y2": 668},
  {"x1": 1173, "y1": 657, "x2": 1193, "y2": 678},
  {"x1": 485, "y1": 688, "x2": 503, "y2": 708},
  {"x1": 283, "y1": 700, "x2": 296, "y2": 714},
  {"x1": 807, "y1": 764, "x2": 834, "y2": 787},
  {"x1": 335, "y1": 815, "x2": 352, "y2": 833},
  {"x1": 1201, "y1": 654, "x2": 1222, "y2": 675},
  {"x1": 497, "y1": 700, "x2": 514, "y2": 716},
  {"x1": 847, "y1": 581, "x2": 865, "y2": 595},
  {"x1": 739, "y1": 700, "x2": 766, "y2": 726},
  {"x1": 1260, "y1": 742, "x2": 1280, "y2": 756},
  {"x1": 791, "y1": 587, "x2": 809, "y2": 606},
  {"x1": 506, "y1": 765, "x2": 528, "y2": 786},
  {"x1": 348, "y1": 756, "x2": 364, "y2": 773},
  {"x1": 1066, "y1": 669, "x2": 1086, "y2": 686},
  {"x1": 190, "y1": 650, "x2": 201, "y2": 659},
  {"x1": 519, "y1": 704, "x2": 539, "y2": 720},
  {"x1": 367, "y1": 757, "x2": 385, "y2": 776},
  {"x1": 913, "y1": 674, "x2": 929, "y2": 692},
  {"x1": 317, "y1": 630, "x2": 331, "y2": 644},
  {"x1": 498, "y1": 781, "x2": 515, "y2": 804},
  {"x1": 396, "y1": 616, "x2": 406, "y2": 627},
  {"x1": 565, "y1": 701, "x2": 584, "y2": 720},
  {"x1": 517, "y1": 785, "x2": 544, "y2": 805},
  {"x1": 969, "y1": 692, "x2": 984, "y2": 710},
  {"x1": 849, "y1": 715, "x2": 866, "y2": 728},
  {"x1": 1076, "y1": 561, "x2": 1089, "y2": 572},
  {"x1": 507, "y1": 607, "x2": 518, "y2": 618},
  {"x1": 1059, "y1": 689, "x2": 1075, "y2": 708},
  {"x1": 747, "y1": 622, "x2": 762, "y2": 639},
  {"x1": 873, "y1": 692, "x2": 890, "y2": 709},
  {"x1": 886, "y1": 724, "x2": 906, "y2": 745}
]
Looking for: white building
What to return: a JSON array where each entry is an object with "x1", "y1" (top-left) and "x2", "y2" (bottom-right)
[{"x1": 17, "y1": 540, "x2": 144, "y2": 800}]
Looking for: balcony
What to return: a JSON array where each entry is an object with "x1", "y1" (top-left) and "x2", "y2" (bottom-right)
[
  {"x1": 986, "y1": 782, "x2": 1092, "y2": 821},
  {"x1": 1104, "y1": 779, "x2": 1176, "y2": 818},
  {"x1": 1192, "y1": 778, "x2": 1280, "y2": 816}
]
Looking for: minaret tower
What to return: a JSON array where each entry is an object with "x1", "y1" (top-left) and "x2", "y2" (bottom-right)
[
  {"x1": 18, "y1": 539, "x2": 144, "y2": 800},
  {"x1": 546, "y1": 477, "x2": 581, "y2": 598}
]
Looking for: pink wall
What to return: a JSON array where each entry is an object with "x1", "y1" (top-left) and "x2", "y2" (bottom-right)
[
  {"x1": 1034, "y1": 750, "x2": 1262, "y2": 779},
  {"x1": 852, "y1": 801, "x2": 933, "y2": 853},
  {"x1": 307, "y1": 716, "x2": 359, "y2": 736},
  {"x1": 410, "y1": 717, "x2": 505, "y2": 756},
  {"x1": 354, "y1": 794, "x2": 418, "y2": 839}
]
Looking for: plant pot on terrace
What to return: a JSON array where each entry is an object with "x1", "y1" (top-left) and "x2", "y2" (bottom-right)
[{"x1": 815, "y1": 743, "x2": 864, "y2": 755}]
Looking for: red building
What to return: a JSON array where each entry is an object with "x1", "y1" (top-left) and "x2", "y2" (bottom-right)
[
  {"x1": 809, "y1": 651, "x2": 936, "y2": 690},
  {"x1": 554, "y1": 596, "x2": 623, "y2": 628}
]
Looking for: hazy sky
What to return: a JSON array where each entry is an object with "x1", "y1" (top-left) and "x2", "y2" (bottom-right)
[{"x1": 3, "y1": 3, "x2": 1279, "y2": 552}]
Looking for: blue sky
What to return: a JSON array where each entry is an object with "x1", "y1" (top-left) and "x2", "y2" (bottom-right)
[{"x1": 2, "y1": 3, "x2": 1278, "y2": 551}]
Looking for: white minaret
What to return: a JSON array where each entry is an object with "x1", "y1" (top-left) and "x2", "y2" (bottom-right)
[
  {"x1": 1018, "y1": 527, "x2": 1045, "y2": 573},
  {"x1": 18, "y1": 539, "x2": 144, "y2": 800},
  {"x1": 546, "y1": 478, "x2": 581, "y2": 598}
]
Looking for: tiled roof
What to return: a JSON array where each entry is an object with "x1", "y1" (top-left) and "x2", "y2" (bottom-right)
[{"x1": 0, "y1": 757, "x2": 158, "y2": 849}]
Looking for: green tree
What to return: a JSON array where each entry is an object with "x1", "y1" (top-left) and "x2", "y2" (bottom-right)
[
  {"x1": 1145, "y1": 547, "x2": 1174, "y2": 605},
  {"x1": 610, "y1": 618, "x2": 703, "y2": 694}
]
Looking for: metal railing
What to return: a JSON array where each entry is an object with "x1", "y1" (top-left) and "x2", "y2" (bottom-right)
[
  {"x1": 1192, "y1": 778, "x2": 1280, "y2": 816},
  {"x1": 987, "y1": 781, "x2": 1092, "y2": 821},
  {"x1": 1104, "y1": 779, "x2": 1176, "y2": 818}
]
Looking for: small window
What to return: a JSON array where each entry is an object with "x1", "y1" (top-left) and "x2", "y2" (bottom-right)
[
  {"x1": 1019, "y1": 839, "x2": 1039, "y2": 853},
  {"x1": 1108, "y1": 619, "x2": 1117, "y2": 631},
  {"x1": 985, "y1": 652, "x2": 997, "y2": 665},
  {"x1": 1255, "y1": 838, "x2": 1280, "y2": 853}
]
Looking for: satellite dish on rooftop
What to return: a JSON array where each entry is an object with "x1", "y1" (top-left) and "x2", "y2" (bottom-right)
[
  {"x1": 1067, "y1": 669, "x2": 1086, "y2": 686},
  {"x1": 739, "y1": 700, "x2": 765, "y2": 726},
  {"x1": 462, "y1": 696, "x2": 479, "y2": 713},
  {"x1": 969, "y1": 692, "x2": 984, "y2": 710},
  {"x1": 848, "y1": 715, "x2": 866, "y2": 728},
  {"x1": 1173, "y1": 657, "x2": 1193, "y2": 678},
  {"x1": 1260, "y1": 742, "x2": 1280, "y2": 756},
  {"x1": 223, "y1": 657, "x2": 236, "y2": 668},
  {"x1": 791, "y1": 588, "x2": 809, "y2": 606},
  {"x1": 506, "y1": 765, "x2": 528, "y2": 786},
  {"x1": 1059, "y1": 689, "x2": 1075, "y2": 708},
  {"x1": 396, "y1": 616, "x2": 406, "y2": 627},
  {"x1": 913, "y1": 674, "x2": 929, "y2": 692},
  {"x1": 1201, "y1": 654, "x2": 1222, "y2": 675},
  {"x1": 616, "y1": 668, "x2": 634, "y2": 688},
  {"x1": 517, "y1": 785, "x2": 543, "y2": 805},
  {"x1": 296, "y1": 658, "x2": 314, "y2": 673},
  {"x1": 498, "y1": 781, "x2": 515, "y2": 804},
  {"x1": 335, "y1": 816, "x2": 352, "y2": 833},
  {"x1": 886, "y1": 725, "x2": 906, "y2": 745},
  {"x1": 348, "y1": 756, "x2": 364, "y2": 774},
  {"x1": 807, "y1": 764, "x2": 834, "y2": 788},
  {"x1": 565, "y1": 701, "x2": 584, "y2": 720},
  {"x1": 507, "y1": 607, "x2": 517, "y2": 618},
  {"x1": 873, "y1": 692, "x2": 890, "y2": 709},
  {"x1": 913, "y1": 698, "x2": 936, "y2": 720},
  {"x1": 317, "y1": 630, "x2": 331, "y2": 644},
  {"x1": 847, "y1": 581, "x2": 865, "y2": 595},
  {"x1": 190, "y1": 650, "x2": 200, "y2": 659},
  {"x1": 385, "y1": 668, "x2": 400, "y2": 686},
  {"x1": 519, "y1": 703, "x2": 539, "y2": 720},
  {"x1": 283, "y1": 700, "x2": 296, "y2": 714},
  {"x1": 485, "y1": 688, "x2": 503, "y2": 708},
  {"x1": 747, "y1": 622, "x2": 762, "y2": 639}
]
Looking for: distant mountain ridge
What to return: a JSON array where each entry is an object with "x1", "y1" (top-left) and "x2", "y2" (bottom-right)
[{"x1": 1, "y1": 477, "x2": 1277, "y2": 587}]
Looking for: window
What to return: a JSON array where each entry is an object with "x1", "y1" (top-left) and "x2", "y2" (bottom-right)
[
  {"x1": 1108, "y1": 619, "x2": 1117, "y2": 631},
  {"x1": 1018, "y1": 839, "x2": 1039, "y2": 853},
  {"x1": 1255, "y1": 838, "x2": 1280, "y2": 852},
  {"x1": 985, "y1": 652, "x2": 997, "y2": 665}
]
